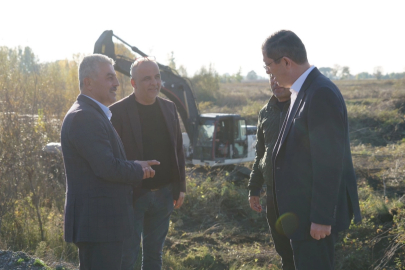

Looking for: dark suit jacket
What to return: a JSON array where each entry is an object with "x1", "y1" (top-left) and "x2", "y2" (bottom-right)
[
  {"x1": 272, "y1": 68, "x2": 362, "y2": 241},
  {"x1": 110, "y1": 94, "x2": 186, "y2": 200},
  {"x1": 61, "y1": 95, "x2": 144, "y2": 243}
]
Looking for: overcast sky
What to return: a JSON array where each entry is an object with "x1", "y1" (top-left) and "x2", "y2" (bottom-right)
[{"x1": 1, "y1": 0, "x2": 404, "y2": 77}]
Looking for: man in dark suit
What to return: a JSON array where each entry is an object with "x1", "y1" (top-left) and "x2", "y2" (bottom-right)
[
  {"x1": 61, "y1": 54, "x2": 159, "y2": 270},
  {"x1": 262, "y1": 30, "x2": 362, "y2": 269},
  {"x1": 110, "y1": 57, "x2": 186, "y2": 270}
]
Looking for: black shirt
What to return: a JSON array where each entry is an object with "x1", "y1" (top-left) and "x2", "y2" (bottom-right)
[
  {"x1": 276, "y1": 99, "x2": 289, "y2": 111},
  {"x1": 136, "y1": 99, "x2": 174, "y2": 189}
]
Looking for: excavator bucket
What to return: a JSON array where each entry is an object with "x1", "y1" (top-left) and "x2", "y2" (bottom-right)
[{"x1": 94, "y1": 30, "x2": 116, "y2": 60}]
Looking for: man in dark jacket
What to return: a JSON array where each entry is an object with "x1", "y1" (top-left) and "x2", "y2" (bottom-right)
[
  {"x1": 248, "y1": 76, "x2": 294, "y2": 270},
  {"x1": 61, "y1": 54, "x2": 159, "y2": 270},
  {"x1": 266, "y1": 30, "x2": 362, "y2": 269},
  {"x1": 110, "y1": 57, "x2": 186, "y2": 270}
]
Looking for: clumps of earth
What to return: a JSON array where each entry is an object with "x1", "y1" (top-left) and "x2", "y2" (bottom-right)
[{"x1": 0, "y1": 250, "x2": 73, "y2": 270}]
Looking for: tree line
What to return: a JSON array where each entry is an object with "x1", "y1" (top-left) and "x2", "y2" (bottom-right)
[
  {"x1": 244, "y1": 66, "x2": 405, "y2": 82},
  {"x1": 319, "y1": 65, "x2": 405, "y2": 80}
]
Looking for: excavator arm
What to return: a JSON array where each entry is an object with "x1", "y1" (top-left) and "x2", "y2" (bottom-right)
[{"x1": 94, "y1": 30, "x2": 199, "y2": 146}]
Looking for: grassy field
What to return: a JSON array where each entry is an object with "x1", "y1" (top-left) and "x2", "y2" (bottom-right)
[
  {"x1": 1, "y1": 67, "x2": 405, "y2": 269},
  {"x1": 155, "y1": 78, "x2": 405, "y2": 270}
]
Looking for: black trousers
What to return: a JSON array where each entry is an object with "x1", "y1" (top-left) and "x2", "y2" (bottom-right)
[
  {"x1": 75, "y1": 241, "x2": 124, "y2": 270},
  {"x1": 268, "y1": 193, "x2": 337, "y2": 270},
  {"x1": 266, "y1": 195, "x2": 295, "y2": 270},
  {"x1": 291, "y1": 232, "x2": 337, "y2": 270}
]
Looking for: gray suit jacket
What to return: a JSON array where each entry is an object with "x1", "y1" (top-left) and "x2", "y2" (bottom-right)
[{"x1": 61, "y1": 95, "x2": 144, "y2": 243}]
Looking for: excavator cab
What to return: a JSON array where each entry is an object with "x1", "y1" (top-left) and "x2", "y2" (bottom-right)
[{"x1": 193, "y1": 114, "x2": 248, "y2": 165}]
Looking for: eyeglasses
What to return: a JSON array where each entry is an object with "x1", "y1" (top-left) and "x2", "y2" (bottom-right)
[{"x1": 263, "y1": 56, "x2": 284, "y2": 71}]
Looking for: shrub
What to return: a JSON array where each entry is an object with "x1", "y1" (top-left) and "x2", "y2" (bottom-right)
[{"x1": 191, "y1": 65, "x2": 221, "y2": 102}]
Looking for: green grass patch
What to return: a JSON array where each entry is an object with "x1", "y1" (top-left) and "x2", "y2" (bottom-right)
[{"x1": 33, "y1": 258, "x2": 46, "y2": 266}]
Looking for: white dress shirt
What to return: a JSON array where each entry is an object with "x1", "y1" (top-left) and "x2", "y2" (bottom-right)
[
  {"x1": 82, "y1": 95, "x2": 112, "y2": 121},
  {"x1": 288, "y1": 65, "x2": 316, "y2": 116}
]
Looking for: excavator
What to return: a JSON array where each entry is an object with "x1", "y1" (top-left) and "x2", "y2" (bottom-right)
[{"x1": 44, "y1": 30, "x2": 256, "y2": 167}]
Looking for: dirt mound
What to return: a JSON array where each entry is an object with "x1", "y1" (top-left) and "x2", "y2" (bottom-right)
[
  {"x1": 0, "y1": 250, "x2": 73, "y2": 270},
  {"x1": 0, "y1": 250, "x2": 47, "y2": 270}
]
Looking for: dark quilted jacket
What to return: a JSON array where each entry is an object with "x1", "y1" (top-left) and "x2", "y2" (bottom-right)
[{"x1": 248, "y1": 96, "x2": 290, "y2": 196}]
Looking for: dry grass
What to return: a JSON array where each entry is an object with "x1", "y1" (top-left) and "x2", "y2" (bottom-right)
[{"x1": 2, "y1": 43, "x2": 405, "y2": 269}]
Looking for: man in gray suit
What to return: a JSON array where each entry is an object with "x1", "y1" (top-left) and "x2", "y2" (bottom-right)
[{"x1": 61, "y1": 54, "x2": 159, "y2": 270}]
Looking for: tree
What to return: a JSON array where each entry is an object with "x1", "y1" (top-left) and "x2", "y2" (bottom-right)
[
  {"x1": 319, "y1": 67, "x2": 334, "y2": 79},
  {"x1": 234, "y1": 67, "x2": 243, "y2": 83},
  {"x1": 19, "y1": 46, "x2": 38, "y2": 74},
  {"x1": 332, "y1": 64, "x2": 341, "y2": 79},
  {"x1": 191, "y1": 64, "x2": 220, "y2": 102},
  {"x1": 246, "y1": 70, "x2": 258, "y2": 81},
  {"x1": 341, "y1": 66, "x2": 351, "y2": 80},
  {"x1": 114, "y1": 43, "x2": 136, "y2": 99},
  {"x1": 374, "y1": 66, "x2": 383, "y2": 80},
  {"x1": 387, "y1": 72, "x2": 405, "y2": 80},
  {"x1": 219, "y1": 73, "x2": 231, "y2": 83},
  {"x1": 356, "y1": 72, "x2": 372, "y2": 80},
  {"x1": 167, "y1": 51, "x2": 176, "y2": 70},
  {"x1": 219, "y1": 69, "x2": 244, "y2": 83},
  {"x1": 165, "y1": 51, "x2": 189, "y2": 77},
  {"x1": 177, "y1": 65, "x2": 188, "y2": 77},
  {"x1": 0, "y1": 46, "x2": 69, "y2": 251}
]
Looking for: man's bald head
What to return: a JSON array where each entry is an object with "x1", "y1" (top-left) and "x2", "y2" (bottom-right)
[
  {"x1": 130, "y1": 58, "x2": 159, "y2": 80},
  {"x1": 130, "y1": 58, "x2": 161, "y2": 105}
]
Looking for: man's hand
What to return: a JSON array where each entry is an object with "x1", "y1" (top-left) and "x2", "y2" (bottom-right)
[
  {"x1": 174, "y1": 192, "x2": 185, "y2": 209},
  {"x1": 310, "y1": 222, "x2": 331, "y2": 240},
  {"x1": 134, "y1": 160, "x2": 160, "y2": 179},
  {"x1": 249, "y1": 196, "x2": 262, "y2": 213}
]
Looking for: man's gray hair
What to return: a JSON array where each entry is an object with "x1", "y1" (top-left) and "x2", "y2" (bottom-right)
[
  {"x1": 79, "y1": 54, "x2": 115, "y2": 90},
  {"x1": 130, "y1": 57, "x2": 158, "y2": 79}
]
